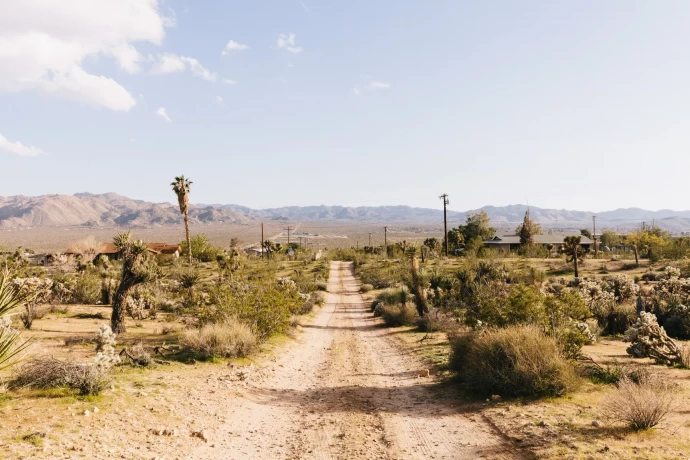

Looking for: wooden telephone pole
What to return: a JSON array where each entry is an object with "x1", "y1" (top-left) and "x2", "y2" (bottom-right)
[
  {"x1": 384, "y1": 226, "x2": 388, "y2": 257},
  {"x1": 439, "y1": 193, "x2": 449, "y2": 256},
  {"x1": 261, "y1": 223, "x2": 264, "y2": 260},
  {"x1": 284, "y1": 226, "x2": 292, "y2": 246}
]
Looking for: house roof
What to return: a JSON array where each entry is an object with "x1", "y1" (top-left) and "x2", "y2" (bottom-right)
[
  {"x1": 484, "y1": 234, "x2": 594, "y2": 245},
  {"x1": 65, "y1": 242, "x2": 180, "y2": 255}
]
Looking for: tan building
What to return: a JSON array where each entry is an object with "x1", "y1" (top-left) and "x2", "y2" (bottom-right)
[{"x1": 483, "y1": 234, "x2": 593, "y2": 254}]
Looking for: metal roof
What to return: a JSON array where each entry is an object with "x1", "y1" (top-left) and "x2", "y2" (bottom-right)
[{"x1": 484, "y1": 234, "x2": 594, "y2": 245}]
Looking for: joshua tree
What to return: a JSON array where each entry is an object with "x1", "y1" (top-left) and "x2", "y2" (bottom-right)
[
  {"x1": 111, "y1": 233, "x2": 159, "y2": 333},
  {"x1": 406, "y1": 258, "x2": 429, "y2": 317},
  {"x1": 0, "y1": 274, "x2": 33, "y2": 370},
  {"x1": 561, "y1": 235, "x2": 584, "y2": 278},
  {"x1": 171, "y1": 175, "x2": 193, "y2": 264}
]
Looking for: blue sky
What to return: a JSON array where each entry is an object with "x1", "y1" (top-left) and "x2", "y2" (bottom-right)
[{"x1": 2, "y1": 0, "x2": 690, "y2": 212}]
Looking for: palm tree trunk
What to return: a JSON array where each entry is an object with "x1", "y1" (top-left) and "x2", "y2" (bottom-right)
[
  {"x1": 184, "y1": 212, "x2": 192, "y2": 264},
  {"x1": 573, "y1": 248, "x2": 579, "y2": 278}
]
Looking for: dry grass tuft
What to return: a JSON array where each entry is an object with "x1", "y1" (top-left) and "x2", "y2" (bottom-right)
[
  {"x1": 181, "y1": 319, "x2": 257, "y2": 358},
  {"x1": 603, "y1": 373, "x2": 676, "y2": 431},
  {"x1": 11, "y1": 358, "x2": 110, "y2": 395},
  {"x1": 379, "y1": 304, "x2": 418, "y2": 327}
]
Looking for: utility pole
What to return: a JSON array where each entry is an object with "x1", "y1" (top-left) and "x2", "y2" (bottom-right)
[
  {"x1": 261, "y1": 223, "x2": 264, "y2": 260},
  {"x1": 369, "y1": 233, "x2": 372, "y2": 247},
  {"x1": 356, "y1": 241, "x2": 359, "y2": 250},
  {"x1": 384, "y1": 226, "x2": 388, "y2": 257},
  {"x1": 592, "y1": 216, "x2": 597, "y2": 258},
  {"x1": 284, "y1": 226, "x2": 292, "y2": 246},
  {"x1": 439, "y1": 193, "x2": 449, "y2": 256}
]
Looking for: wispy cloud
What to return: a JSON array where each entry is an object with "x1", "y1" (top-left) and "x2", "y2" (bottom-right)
[
  {"x1": 300, "y1": 1, "x2": 310, "y2": 13},
  {"x1": 370, "y1": 81, "x2": 390, "y2": 89},
  {"x1": 151, "y1": 54, "x2": 217, "y2": 81},
  {"x1": 352, "y1": 87, "x2": 360, "y2": 96},
  {"x1": 0, "y1": 132, "x2": 44, "y2": 157},
  {"x1": 277, "y1": 33, "x2": 303, "y2": 54},
  {"x1": 221, "y1": 40, "x2": 249, "y2": 56},
  {"x1": 222, "y1": 79, "x2": 237, "y2": 85},
  {"x1": 156, "y1": 107, "x2": 172, "y2": 122},
  {"x1": 216, "y1": 95, "x2": 223, "y2": 104}
]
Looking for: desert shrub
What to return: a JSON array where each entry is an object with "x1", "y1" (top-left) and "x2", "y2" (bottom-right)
[
  {"x1": 376, "y1": 288, "x2": 407, "y2": 306},
  {"x1": 450, "y1": 325, "x2": 578, "y2": 398},
  {"x1": 379, "y1": 304, "x2": 417, "y2": 327},
  {"x1": 181, "y1": 319, "x2": 257, "y2": 358},
  {"x1": 604, "y1": 303, "x2": 636, "y2": 335},
  {"x1": 121, "y1": 342, "x2": 153, "y2": 367},
  {"x1": 181, "y1": 234, "x2": 220, "y2": 263},
  {"x1": 359, "y1": 284, "x2": 373, "y2": 293},
  {"x1": 299, "y1": 291, "x2": 326, "y2": 315},
  {"x1": 603, "y1": 375, "x2": 676, "y2": 430},
  {"x1": 11, "y1": 358, "x2": 111, "y2": 396},
  {"x1": 20, "y1": 304, "x2": 45, "y2": 329},
  {"x1": 72, "y1": 272, "x2": 101, "y2": 304},
  {"x1": 416, "y1": 309, "x2": 456, "y2": 332}
]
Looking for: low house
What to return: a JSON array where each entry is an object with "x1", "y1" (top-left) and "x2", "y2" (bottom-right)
[
  {"x1": 65, "y1": 242, "x2": 181, "y2": 261},
  {"x1": 483, "y1": 234, "x2": 593, "y2": 254},
  {"x1": 244, "y1": 247, "x2": 268, "y2": 257}
]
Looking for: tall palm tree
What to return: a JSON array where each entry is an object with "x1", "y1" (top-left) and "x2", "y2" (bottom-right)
[{"x1": 171, "y1": 175, "x2": 193, "y2": 264}]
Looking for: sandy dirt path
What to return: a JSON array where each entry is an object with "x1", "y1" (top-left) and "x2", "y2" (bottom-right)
[
  {"x1": 189, "y1": 261, "x2": 524, "y2": 459},
  {"x1": 13, "y1": 262, "x2": 525, "y2": 459}
]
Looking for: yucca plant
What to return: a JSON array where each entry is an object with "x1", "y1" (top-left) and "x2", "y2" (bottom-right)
[{"x1": 0, "y1": 274, "x2": 33, "y2": 370}]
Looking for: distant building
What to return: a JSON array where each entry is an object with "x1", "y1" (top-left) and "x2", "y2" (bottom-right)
[
  {"x1": 483, "y1": 234, "x2": 593, "y2": 254},
  {"x1": 65, "y1": 242, "x2": 181, "y2": 260}
]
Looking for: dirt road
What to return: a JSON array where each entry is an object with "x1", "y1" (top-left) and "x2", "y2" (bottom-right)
[
  {"x1": 189, "y1": 261, "x2": 523, "y2": 459},
  {"x1": 15, "y1": 262, "x2": 524, "y2": 459}
]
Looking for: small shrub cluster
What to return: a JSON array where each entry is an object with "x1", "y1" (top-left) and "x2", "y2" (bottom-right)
[
  {"x1": 12, "y1": 358, "x2": 111, "y2": 396},
  {"x1": 449, "y1": 326, "x2": 579, "y2": 398},
  {"x1": 379, "y1": 304, "x2": 417, "y2": 327},
  {"x1": 181, "y1": 319, "x2": 257, "y2": 358}
]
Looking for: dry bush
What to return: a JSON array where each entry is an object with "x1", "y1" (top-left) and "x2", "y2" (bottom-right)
[
  {"x1": 450, "y1": 325, "x2": 579, "y2": 398},
  {"x1": 121, "y1": 342, "x2": 152, "y2": 367},
  {"x1": 181, "y1": 319, "x2": 257, "y2": 358},
  {"x1": 603, "y1": 374, "x2": 676, "y2": 430},
  {"x1": 416, "y1": 309, "x2": 456, "y2": 332},
  {"x1": 379, "y1": 304, "x2": 417, "y2": 327},
  {"x1": 359, "y1": 284, "x2": 374, "y2": 293},
  {"x1": 11, "y1": 358, "x2": 110, "y2": 395}
]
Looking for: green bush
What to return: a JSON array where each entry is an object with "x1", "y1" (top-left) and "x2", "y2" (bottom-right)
[
  {"x1": 182, "y1": 319, "x2": 257, "y2": 358},
  {"x1": 72, "y1": 273, "x2": 101, "y2": 304},
  {"x1": 359, "y1": 284, "x2": 374, "y2": 293},
  {"x1": 379, "y1": 304, "x2": 417, "y2": 327},
  {"x1": 203, "y1": 278, "x2": 303, "y2": 339},
  {"x1": 449, "y1": 325, "x2": 579, "y2": 398}
]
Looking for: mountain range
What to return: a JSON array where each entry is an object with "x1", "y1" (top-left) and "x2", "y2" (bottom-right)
[{"x1": 1, "y1": 193, "x2": 689, "y2": 232}]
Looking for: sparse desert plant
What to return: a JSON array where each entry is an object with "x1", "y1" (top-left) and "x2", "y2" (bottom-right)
[
  {"x1": 416, "y1": 308, "x2": 455, "y2": 332},
  {"x1": 624, "y1": 312, "x2": 685, "y2": 365},
  {"x1": 359, "y1": 284, "x2": 373, "y2": 293},
  {"x1": 181, "y1": 319, "x2": 257, "y2": 358},
  {"x1": 603, "y1": 374, "x2": 676, "y2": 430},
  {"x1": 0, "y1": 275, "x2": 33, "y2": 370},
  {"x1": 11, "y1": 358, "x2": 111, "y2": 396},
  {"x1": 379, "y1": 304, "x2": 417, "y2": 327},
  {"x1": 72, "y1": 272, "x2": 102, "y2": 304},
  {"x1": 95, "y1": 324, "x2": 117, "y2": 352},
  {"x1": 450, "y1": 325, "x2": 579, "y2": 398}
]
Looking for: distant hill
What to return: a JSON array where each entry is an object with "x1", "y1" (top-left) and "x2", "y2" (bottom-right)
[{"x1": 0, "y1": 193, "x2": 689, "y2": 232}]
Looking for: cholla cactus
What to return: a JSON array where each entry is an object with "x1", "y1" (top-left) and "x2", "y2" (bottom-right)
[
  {"x1": 624, "y1": 312, "x2": 683, "y2": 364},
  {"x1": 277, "y1": 278, "x2": 297, "y2": 291},
  {"x1": 95, "y1": 324, "x2": 117, "y2": 352},
  {"x1": 94, "y1": 324, "x2": 120, "y2": 369},
  {"x1": 573, "y1": 321, "x2": 596, "y2": 344},
  {"x1": 663, "y1": 266, "x2": 681, "y2": 280}
]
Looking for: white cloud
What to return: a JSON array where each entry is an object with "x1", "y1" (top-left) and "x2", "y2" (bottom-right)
[
  {"x1": 277, "y1": 33, "x2": 303, "y2": 54},
  {"x1": 370, "y1": 81, "x2": 390, "y2": 89},
  {"x1": 151, "y1": 54, "x2": 217, "y2": 81},
  {"x1": 0, "y1": 133, "x2": 44, "y2": 157},
  {"x1": 156, "y1": 107, "x2": 172, "y2": 122},
  {"x1": 221, "y1": 40, "x2": 248, "y2": 56},
  {"x1": 0, "y1": 0, "x2": 170, "y2": 111},
  {"x1": 352, "y1": 87, "x2": 360, "y2": 96},
  {"x1": 222, "y1": 79, "x2": 237, "y2": 85}
]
